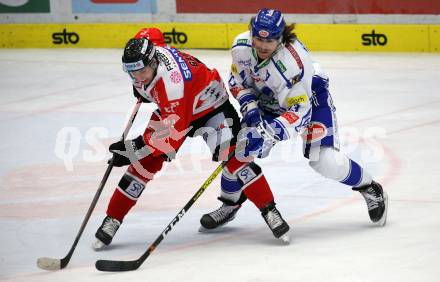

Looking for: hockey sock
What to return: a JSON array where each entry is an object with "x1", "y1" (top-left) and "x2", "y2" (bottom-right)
[{"x1": 225, "y1": 157, "x2": 274, "y2": 209}]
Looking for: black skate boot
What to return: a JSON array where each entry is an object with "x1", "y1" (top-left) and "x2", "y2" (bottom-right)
[
  {"x1": 260, "y1": 202, "x2": 290, "y2": 244},
  {"x1": 199, "y1": 197, "x2": 242, "y2": 231},
  {"x1": 92, "y1": 216, "x2": 121, "y2": 250},
  {"x1": 352, "y1": 181, "x2": 388, "y2": 226}
]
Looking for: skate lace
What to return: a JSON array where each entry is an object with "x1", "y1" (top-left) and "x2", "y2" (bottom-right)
[
  {"x1": 362, "y1": 187, "x2": 383, "y2": 211},
  {"x1": 102, "y1": 217, "x2": 120, "y2": 236},
  {"x1": 265, "y1": 210, "x2": 283, "y2": 229},
  {"x1": 211, "y1": 204, "x2": 237, "y2": 223}
]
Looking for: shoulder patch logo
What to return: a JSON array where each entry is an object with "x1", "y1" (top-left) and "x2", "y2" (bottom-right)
[{"x1": 237, "y1": 38, "x2": 248, "y2": 45}]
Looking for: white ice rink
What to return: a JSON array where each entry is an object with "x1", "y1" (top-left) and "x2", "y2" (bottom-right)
[{"x1": 1, "y1": 48, "x2": 439, "y2": 282}]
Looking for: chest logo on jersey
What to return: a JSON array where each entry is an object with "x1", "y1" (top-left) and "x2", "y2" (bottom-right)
[
  {"x1": 286, "y1": 94, "x2": 308, "y2": 107},
  {"x1": 168, "y1": 48, "x2": 192, "y2": 81},
  {"x1": 251, "y1": 73, "x2": 261, "y2": 82},
  {"x1": 275, "y1": 60, "x2": 287, "y2": 73},
  {"x1": 251, "y1": 70, "x2": 271, "y2": 83},
  {"x1": 170, "y1": 70, "x2": 182, "y2": 84},
  {"x1": 164, "y1": 101, "x2": 180, "y2": 113}
]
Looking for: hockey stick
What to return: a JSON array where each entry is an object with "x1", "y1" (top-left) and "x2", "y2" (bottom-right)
[
  {"x1": 37, "y1": 99, "x2": 143, "y2": 270},
  {"x1": 95, "y1": 150, "x2": 236, "y2": 272}
]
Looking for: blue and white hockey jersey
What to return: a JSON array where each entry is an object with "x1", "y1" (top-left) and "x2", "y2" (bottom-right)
[{"x1": 229, "y1": 31, "x2": 330, "y2": 140}]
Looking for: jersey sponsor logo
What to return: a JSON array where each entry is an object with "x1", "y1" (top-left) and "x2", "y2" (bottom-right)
[
  {"x1": 157, "y1": 52, "x2": 174, "y2": 71},
  {"x1": 276, "y1": 60, "x2": 287, "y2": 73},
  {"x1": 168, "y1": 48, "x2": 192, "y2": 81},
  {"x1": 286, "y1": 94, "x2": 308, "y2": 107},
  {"x1": 362, "y1": 30, "x2": 388, "y2": 46},
  {"x1": 281, "y1": 112, "x2": 299, "y2": 124},
  {"x1": 286, "y1": 44, "x2": 304, "y2": 71},
  {"x1": 170, "y1": 70, "x2": 182, "y2": 84},
  {"x1": 163, "y1": 28, "x2": 188, "y2": 44},
  {"x1": 303, "y1": 122, "x2": 328, "y2": 143},
  {"x1": 52, "y1": 29, "x2": 80, "y2": 45},
  {"x1": 237, "y1": 58, "x2": 252, "y2": 67}
]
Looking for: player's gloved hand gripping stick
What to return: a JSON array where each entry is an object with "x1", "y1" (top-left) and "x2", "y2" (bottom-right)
[{"x1": 36, "y1": 99, "x2": 143, "y2": 270}]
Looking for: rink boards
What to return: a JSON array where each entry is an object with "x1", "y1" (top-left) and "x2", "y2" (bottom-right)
[{"x1": 1, "y1": 23, "x2": 439, "y2": 52}]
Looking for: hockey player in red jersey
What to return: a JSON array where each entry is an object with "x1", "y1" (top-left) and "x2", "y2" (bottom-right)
[{"x1": 92, "y1": 36, "x2": 291, "y2": 249}]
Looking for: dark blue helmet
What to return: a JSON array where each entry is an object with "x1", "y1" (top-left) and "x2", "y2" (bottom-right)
[{"x1": 251, "y1": 8, "x2": 286, "y2": 39}]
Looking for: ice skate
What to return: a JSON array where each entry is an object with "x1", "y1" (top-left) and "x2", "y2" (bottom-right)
[
  {"x1": 353, "y1": 181, "x2": 388, "y2": 226},
  {"x1": 260, "y1": 202, "x2": 290, "y2": 244},
  {"x1": 92, "y1": 216, "x2": 121, "y2": 250},
  {"x1": 199, "y1": 197, "x2": 242, "y2": 232}
]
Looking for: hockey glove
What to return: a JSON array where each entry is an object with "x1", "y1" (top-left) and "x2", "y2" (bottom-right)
[
  {"x1": 240, "y1": 118, "x2": 289, "y2": 159},
  {"x1": 238, "y1": 93, "x2": 262, "y2": 127},
  {"x1": 108, "y1": 135, "x2": 152, "y2": 167}
]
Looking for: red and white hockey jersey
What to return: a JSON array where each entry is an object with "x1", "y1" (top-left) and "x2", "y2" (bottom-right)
[{"x1": 133, "y1": 47, "x2": 229, "y2": 156}]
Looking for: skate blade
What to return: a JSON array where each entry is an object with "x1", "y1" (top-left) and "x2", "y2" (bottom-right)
[
  {"x1": 91, "y1": 239, "x2": 107, "y2": 251},
  {"x1": 198, "y1": 226, "x2": 220, "y2": 233},
  {"x1": 376, "y1": 191, "x2": 389, "y2": 227},
  {"x1": 279, "y1": 234, "x2": 291, "y2": 245}
]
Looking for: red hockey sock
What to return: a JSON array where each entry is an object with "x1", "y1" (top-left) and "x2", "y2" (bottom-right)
[
  {"x1": 243, "y1": 175, "x2": 274, "y2": 210},
  {"x1": 106, "y1": 189, "x2": 136, "y2": 222}
]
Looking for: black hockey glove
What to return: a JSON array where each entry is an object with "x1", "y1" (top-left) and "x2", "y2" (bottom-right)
[
  {"x1": 108, "y1": 136, "x2": 151, "y2": 167},
  {"x1": 133, "y1": 86, "x2": 151, "y2": 103}
]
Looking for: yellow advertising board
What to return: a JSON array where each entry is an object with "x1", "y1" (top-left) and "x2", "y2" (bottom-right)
[{"x1": 1, "y1": 23, "x2": 439, "y2": 52}]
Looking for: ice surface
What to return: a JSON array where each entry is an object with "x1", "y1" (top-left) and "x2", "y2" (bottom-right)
[{"x1": 1, "y1": 49, "x2": 439, "y2": 281}]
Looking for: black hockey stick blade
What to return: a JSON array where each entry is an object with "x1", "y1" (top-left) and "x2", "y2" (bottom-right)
[{"x1": 95, "y1": 259, "x2": 141, "y2": 272}]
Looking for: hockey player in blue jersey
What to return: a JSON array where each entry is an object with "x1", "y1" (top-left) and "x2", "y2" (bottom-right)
[{"x1": 200, "y1": 8, "x2": 388, "y2": 232}]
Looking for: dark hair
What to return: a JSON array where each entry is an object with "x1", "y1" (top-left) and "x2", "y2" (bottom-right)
[
  {"x1": 282, "y1": 24, "x2": 297, "y2": 44},
  {"x1": 249, "y1": 17, "x2": 297, "y2": 44},
  {"x1": 248, "y1": 17, "x2": 255, "y2": 32}
]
